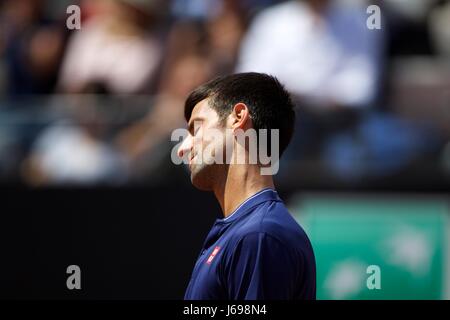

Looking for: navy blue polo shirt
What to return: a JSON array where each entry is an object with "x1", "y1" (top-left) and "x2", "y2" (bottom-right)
[{"x1": 184, "y1": 188, "x2": 316, "y2": 300}]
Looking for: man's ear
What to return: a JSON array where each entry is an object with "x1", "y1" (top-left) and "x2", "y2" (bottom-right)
[{"x1": 230, "y1": 103, "x2": 252, "y2": 131}]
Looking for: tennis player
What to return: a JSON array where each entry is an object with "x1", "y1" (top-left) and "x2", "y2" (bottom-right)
[{"x1": 177, "y1": 72, "x2": 316, "y2": 300}]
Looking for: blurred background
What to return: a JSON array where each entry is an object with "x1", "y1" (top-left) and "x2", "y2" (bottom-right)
[{"x1": 0, "y1": 0, "x2": 449, "y2": 299}]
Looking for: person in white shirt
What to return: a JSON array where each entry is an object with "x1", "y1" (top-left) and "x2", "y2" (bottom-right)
[{"x1": 236, "y1": 0, "x2": 385, "y2": 109}]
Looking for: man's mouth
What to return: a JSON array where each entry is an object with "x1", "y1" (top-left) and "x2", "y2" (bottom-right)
[{"x1": 189, "y1": 154, "x2": 196, "y2": 169}]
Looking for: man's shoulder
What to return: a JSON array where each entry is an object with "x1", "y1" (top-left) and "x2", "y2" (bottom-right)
[{"x1": 227, "y1": 200, "x2": 310, "y2": 253}]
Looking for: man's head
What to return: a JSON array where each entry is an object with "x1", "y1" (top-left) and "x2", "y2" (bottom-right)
[{"x1": 177, "y1": 72, "x2": 295, "y2": 190}]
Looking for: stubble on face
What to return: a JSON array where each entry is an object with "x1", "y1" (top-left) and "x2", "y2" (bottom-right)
[{"x1": 188, "y1": 99, "x2": 228, "y2": 191}]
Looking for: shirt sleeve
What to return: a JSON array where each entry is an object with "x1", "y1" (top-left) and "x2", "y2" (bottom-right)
[{"x1": 222, "y1": 232, "x2": 303, "y2": 300}]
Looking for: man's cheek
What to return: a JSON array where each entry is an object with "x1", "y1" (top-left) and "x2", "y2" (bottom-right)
[
  {"x1": 192, "y1": 131, "x2": 202, "y2": 152},
  {"x1": 203, "y1": 131, "x2": 223, "y2": 164}
]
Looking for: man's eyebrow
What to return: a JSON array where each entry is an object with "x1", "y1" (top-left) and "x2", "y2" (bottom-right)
[{"x1": 187, "y1": 116, "x2": 204, "y2": 133}]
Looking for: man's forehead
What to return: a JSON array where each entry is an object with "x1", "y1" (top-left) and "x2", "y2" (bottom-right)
[{"x1": 190, "y1": 98, "x2": 212, "y2": 118}]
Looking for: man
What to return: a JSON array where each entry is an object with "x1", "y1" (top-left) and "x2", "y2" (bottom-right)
[{"x1": 177, "y1": 72, "x2": 316, "y2": 300}]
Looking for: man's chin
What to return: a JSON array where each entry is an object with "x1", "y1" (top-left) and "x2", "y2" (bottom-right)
[{"x1": 190, "y1": 168, "x2": 214, "y2": 191}]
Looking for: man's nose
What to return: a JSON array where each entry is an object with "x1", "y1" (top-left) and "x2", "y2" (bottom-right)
[{"x1": 177, "y1": 135, "x2": 192, "y2": 160}]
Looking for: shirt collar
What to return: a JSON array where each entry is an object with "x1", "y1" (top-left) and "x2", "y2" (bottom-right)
[
  {"x1": 217, "y1": 188, "x2": 281, "y2": 224},
  {"x1": 200, "y1": 188, "x2": 281, "y2": 250}
]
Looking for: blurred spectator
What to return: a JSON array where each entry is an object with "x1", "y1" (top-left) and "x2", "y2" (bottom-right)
[
  {"x1": 21, "y1": 94, "x2": 128, "y2": 186},
  {"x1": 22, "y1": 121, "x2": 127, "y2": 186},
  {"x1": 0, "y1": 32, "x2": 5, "y2": 95},
  {"x1": 237, "y1": 0, "x2": 385, "y2": 109},
  {"x1": 170, "y1": 0, "x2": 279, "y2": 20},
  {"x1": 383, "y1": 0, "x2": 438, "y2": 22},
  {"x1": 429, "y1": 1, "x2": 450, "y2": 57},
  {"x1": 322, "y1": 112, "x2": 442, "y2": 182},
  {"x1": 0, "y1": 0, "x2": 66, "y2": 96},
  {"x1": 171, "y1": 0, "x2": 222, "y2": 20},
  {"x1": 382, "y1": 0, "x2": 439, "y2": 56},
  {"x1": 206, "y1": 0, "x2": 249, "y2": 74},
  {"x1": 58, "y1": 0, "x2": 163, "y2": 94}
]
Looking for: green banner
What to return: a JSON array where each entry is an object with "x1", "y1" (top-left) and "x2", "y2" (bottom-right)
[{"x1": 290, "y1": 194, "x2": 449, "y2": 300}]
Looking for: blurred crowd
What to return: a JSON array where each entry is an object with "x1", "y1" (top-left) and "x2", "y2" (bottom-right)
[{"x1": 0, "y1": 0, "x2": 449, "y2": 187}]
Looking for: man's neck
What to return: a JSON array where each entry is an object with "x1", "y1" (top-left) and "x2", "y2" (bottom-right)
[{"x1": 213, "y1": 164, "x2": 275, "y2": 218}]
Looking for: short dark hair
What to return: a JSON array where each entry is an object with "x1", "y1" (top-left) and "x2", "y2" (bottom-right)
[{"x1": 184, "y1": 72, "x2": 295, "y2": 157}]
